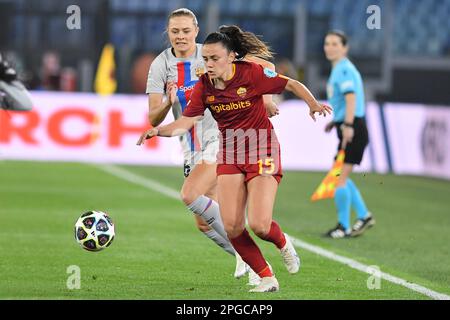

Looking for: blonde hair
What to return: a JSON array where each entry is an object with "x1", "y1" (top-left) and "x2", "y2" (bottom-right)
[{"x1": 167, "y1": 8, "x2": 198, "y2": 27}]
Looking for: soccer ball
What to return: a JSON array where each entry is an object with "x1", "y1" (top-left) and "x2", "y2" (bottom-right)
[{"x1": 74, "y1": 211, "x2": 115, "y2": 252}]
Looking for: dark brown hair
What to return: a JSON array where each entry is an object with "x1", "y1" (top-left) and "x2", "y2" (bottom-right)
[
  {"x1": 326, "y1": 30, "x2": 348, "y2": 46},
  {"x1": 213, "y1": 25, "x2": 274, "y2": 60}
]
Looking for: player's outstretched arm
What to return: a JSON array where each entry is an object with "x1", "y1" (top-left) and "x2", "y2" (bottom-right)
[
  {"x1": 137, "y1": 115, "x2": 200, "y2": 146},
  {"x1": 284, "y1": 79, "x2": 332, "y2": 121}
]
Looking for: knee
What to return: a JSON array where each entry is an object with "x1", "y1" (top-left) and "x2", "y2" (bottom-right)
[
  {"x1": 224, "y1": 222, "x2": 245, "y2": 239},
  {"x1": 180, "y1": 186, "x2": 200, "y2": 206},
  {"x1": 248, "y1": 220, "x2": 271, "y2": 239}
]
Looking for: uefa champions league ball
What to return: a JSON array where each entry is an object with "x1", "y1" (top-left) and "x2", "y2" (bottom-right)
[{"x1": 74, "y1": 211, "x2": 115, "y2": 251}]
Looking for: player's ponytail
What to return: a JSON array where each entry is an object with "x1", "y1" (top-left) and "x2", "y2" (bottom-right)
[{"x1": 218, "y1": 25, "x2": 273, "y2": 60}]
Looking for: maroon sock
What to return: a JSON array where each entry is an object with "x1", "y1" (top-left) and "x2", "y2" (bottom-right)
[
  {"x1": 229, "y1": 229, "x2": 273, "y2": 278},
  {"x1": 260, "y1": 221, "x2": 286, "y2": 249}
]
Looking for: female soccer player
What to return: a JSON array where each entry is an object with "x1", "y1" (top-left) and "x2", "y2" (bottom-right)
[
  {"x1": 146, "y1": 9, "x2": 278, "y2": 279},
  {"x1": 138, "y1": 31, "x2": 331, "y2": 292},
  {"x1": 323, "y1": 30, "x2": 375, "y2": 238}
]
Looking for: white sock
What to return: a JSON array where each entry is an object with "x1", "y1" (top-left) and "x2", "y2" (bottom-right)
[
  {"x1": 203, "y1": 229, "x2": 235, "y2": 256},
  {"x1": 187, "y1": 195, "x2": 232, "y2": 249}
]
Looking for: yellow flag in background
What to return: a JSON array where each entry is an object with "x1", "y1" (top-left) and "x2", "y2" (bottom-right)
[
  {"x1": 311, "y1": 150, "x2": 345, "y2": 201},
  {"x1": 94, "y1": 43, "x2": 117, "y2": 95}
]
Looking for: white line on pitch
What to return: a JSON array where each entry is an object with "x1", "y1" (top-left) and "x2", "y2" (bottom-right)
[
  {"x1": 290, "y1": 238, "x2": 450, "y2": 300},
  {"x1": 95, "y1": 163, "x2": 450, "y2": 300},
  {"x1": 97, "y1": 163, "x2": 180, "y2": 199}
]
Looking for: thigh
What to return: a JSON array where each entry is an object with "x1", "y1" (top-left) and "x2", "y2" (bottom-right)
[
  {"x1": 246, "y1": 176, "x2": 278, "y2": 229},
  {"x1": 182, "y1": 162, "x2": 218, "y2": 199},
  {"x1": 217, "y1": 174, "x2": 247, "y2": 237}
]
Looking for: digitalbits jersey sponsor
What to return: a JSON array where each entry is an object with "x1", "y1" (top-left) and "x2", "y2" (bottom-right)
[
  {"x1": 146, "y1": 44, "x2": 219, "y2": 164},
  {"x1": 183, "y1": 61, "x2": 288, "y2": 165}
]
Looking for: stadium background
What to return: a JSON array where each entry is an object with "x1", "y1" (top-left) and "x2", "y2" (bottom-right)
[{"x1": 0, "y1": 0, "x2": 449, "y2": 300}]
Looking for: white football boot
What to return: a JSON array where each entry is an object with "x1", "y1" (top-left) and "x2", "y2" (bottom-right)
[
  {"x1": 279, "y1": 233, "x2": 300, "y2": 274},
  {"x1": 249, "y1": 276, "x2": 279, "y2": 293},
  {"x1": 234, "y1": 253, "x2": 250, "y2": 279}
]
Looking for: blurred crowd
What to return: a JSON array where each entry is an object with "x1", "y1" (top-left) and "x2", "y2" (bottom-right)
[{"x1": 3, "y1": 50, "x2": 78, "y2": 92}]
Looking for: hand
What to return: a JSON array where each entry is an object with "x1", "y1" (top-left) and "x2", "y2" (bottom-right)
[
  {"x1": 324, "y1": 121, "x2": 335, "y2": 133},
  {"x1": 166, "y1": 81, "x2": 178, "y2": 106},
  {"x1": 340, "y1": 125, "x2": 354, "y2": 149},
  {"x1": 308, "y1": 102, "x2": 332, "y2": 121},
  {"x1": 265, "y1": 101, "x2": 279, "y2": 118},
  {"x1": 137, "y1": 127, "x2": 159, "y2": 146}
]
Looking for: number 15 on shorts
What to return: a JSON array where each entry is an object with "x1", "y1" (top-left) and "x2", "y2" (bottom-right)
[{"x1": 257, "y1": 158, "x2": 275, "y2": 175}]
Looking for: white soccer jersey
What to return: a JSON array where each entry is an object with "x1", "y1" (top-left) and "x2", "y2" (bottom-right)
[{"x1": 146, "y1": 44, "x2": 219, "y2": 165}]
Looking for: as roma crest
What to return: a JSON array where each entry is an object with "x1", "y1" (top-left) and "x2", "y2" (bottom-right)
[{"x1": 237, "y1": 87, "x2": 247, "y2": 98}]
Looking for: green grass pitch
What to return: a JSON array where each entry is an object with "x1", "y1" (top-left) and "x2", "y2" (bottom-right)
[{"x1": 0, "y1": 160, "x2": 449, "y2": 299}]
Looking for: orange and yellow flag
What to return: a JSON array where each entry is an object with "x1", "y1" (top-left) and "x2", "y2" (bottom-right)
[
  {"x1": 94, "y1": 43, "x2": 117, "y2": 95},
  {"x1": 311, "y1": 150, "x2": 345, "y2": 201}
]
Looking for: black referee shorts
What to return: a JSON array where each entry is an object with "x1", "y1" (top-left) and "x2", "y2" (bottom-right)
[{"x1": 335, "y1": 117, "x2": 369, "y2": 165}]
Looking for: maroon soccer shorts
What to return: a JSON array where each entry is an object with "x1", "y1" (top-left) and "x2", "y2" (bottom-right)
[{"x1": 217, "y1": 154, "x2": 283, "y2": 184}]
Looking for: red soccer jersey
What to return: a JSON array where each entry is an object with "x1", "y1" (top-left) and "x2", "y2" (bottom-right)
[{"x1": 183, "y1": 61, "x2": 288, "y2": 165}]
